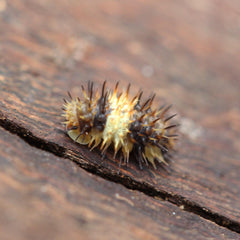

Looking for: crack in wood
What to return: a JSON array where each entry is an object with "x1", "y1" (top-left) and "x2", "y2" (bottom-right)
[{"x1": 0, "y1": 111, "x2": 240, "y2": 234}]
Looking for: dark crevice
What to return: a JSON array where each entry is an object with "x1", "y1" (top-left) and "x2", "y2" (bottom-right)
[
  {"x1": 0, "y1": 112, "x2": 240, "y2": 234},
  {"x1": 0, "y1": 113, "x2": 65, "y2": 158}
]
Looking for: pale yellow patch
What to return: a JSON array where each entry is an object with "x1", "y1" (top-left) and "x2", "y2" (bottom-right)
[
  {"x1": 145, "y1": 144, "x2": 166, "y2": 168},
  {"x1": 68, "y1": 129, "x2": 91, "y2": 145},
  {"x1": 101, "y1": 92, "x2": 137, "y2": 158}
]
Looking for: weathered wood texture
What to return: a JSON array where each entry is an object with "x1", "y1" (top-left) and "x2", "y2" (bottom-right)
[
  {"x1": 1, "y1": 128, "x2": 239, "y2": 240},
  {"x1": 0, "y1": 0, "x2": 240, "y2": 239}
]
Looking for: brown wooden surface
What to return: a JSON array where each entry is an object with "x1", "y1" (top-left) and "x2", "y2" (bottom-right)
[
  {"x1": 0, "y1": 0, "x2": 240, "y2": 239},
  {"x1": 1, "y1": 128, "x2": 239, "y2": 240}
]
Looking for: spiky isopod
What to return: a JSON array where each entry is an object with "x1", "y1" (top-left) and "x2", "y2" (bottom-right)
[{"x1": 62, "y1": 81, "x2": 178, "y2": 170}]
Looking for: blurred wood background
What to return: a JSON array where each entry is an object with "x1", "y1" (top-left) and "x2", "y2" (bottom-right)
[{"x1": 0, "y1": 0, "x2": 240, "y2": 239}]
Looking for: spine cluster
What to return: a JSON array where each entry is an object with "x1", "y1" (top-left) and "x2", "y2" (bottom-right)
[{"x1": 62, "y1": 81, "x2": 177, "y2": 169}]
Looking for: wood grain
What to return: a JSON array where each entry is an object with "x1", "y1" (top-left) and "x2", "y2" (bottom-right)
[
  {"x1": 0, "y1": 127, "x2": 239, "y2": 240},
  {"x1": 0, "y1": 0, "x2": 240, "y2": 238}
]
